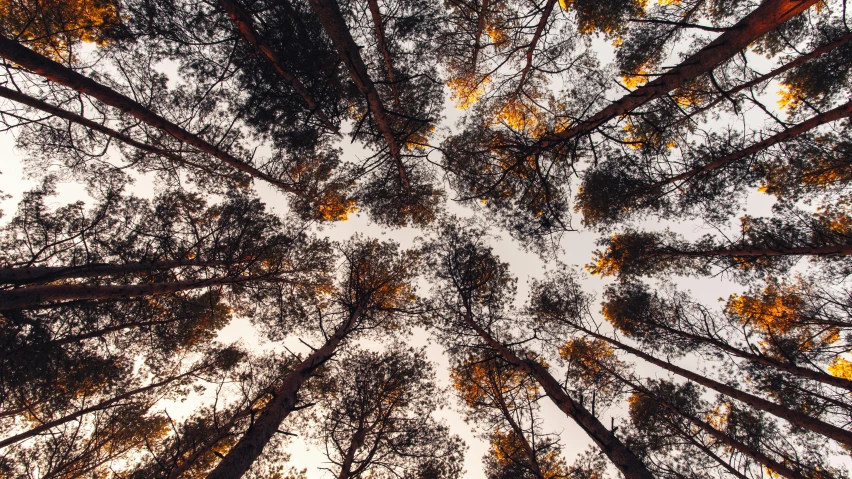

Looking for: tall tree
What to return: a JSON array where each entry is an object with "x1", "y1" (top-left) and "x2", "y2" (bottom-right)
[{"x1": 314, "y1": 345, "x2": 464, "y2": 479}]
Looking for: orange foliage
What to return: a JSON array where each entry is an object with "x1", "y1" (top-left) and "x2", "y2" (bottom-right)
[{"x1": 0, "y1": 0, "x2": 122, "y2": 59}]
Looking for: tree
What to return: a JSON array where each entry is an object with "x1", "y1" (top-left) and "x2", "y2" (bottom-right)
[
  {"x1": 205, "y1": 237, "x2": 421, "y2": 479},
  {"x1": 422, "y1": 221, "x2": 655, "y2": 479},
  {"x1": 451, "y1": 352, "x2": 567, "y2": 479},
  {"x1": 314, "y1": 345, "x2": 464, "y2": 479},
  {"x1": 527, "y1": 271, "x2": 852, "y2": 447}
]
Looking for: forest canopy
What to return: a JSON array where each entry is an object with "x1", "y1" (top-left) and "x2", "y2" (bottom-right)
[{"x1": 0, "y1": 0, "x2": 851, "y2": 477}]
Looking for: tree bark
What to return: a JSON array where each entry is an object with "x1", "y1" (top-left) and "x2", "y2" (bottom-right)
[
  {"x1": 218, "y1": 0, "x2": 339, "y2": 133},
  {"x1": 0, "y1": 369, "x2": 198, "y2": 449},
  {"x1": 0, "y1": 274, "x2": 277, "y2": 310},
  {"x1": 488, "y1": 375, "x2": 545, "y2": 479},
  {"x1": 610, "y1": 370, "x2": 807, "y2": 479},
  {"x1": 306, "y1": 0, "x2": 409, "y2": 190},
  {"x1": 672, "y1": 31, "x2": 852, "y2": 126},
  {"x1": 576, "y1": 325, "x2": 852, "y2": 447},
  {"x1": 165, "y1": 402, "x2": 256, "y2": 479},
  {"x1": 365, "y1": 0, "x2": 401, "y2": 110},
  {"x1": 536, "y1": 0, "x2": 819, "y2": 149},
  {"x1": 461, "y1": 311, "x2": 655, "y2": 479},
  {"x1": 657, "y1": 243, "x2": 852, "y2": 259},
  {"x1": 205, "y1": 307, "x2": 362, "y2": 479},
  {"x1": 515, "y1": 0, "x2": 557, "y2": 95},
  {"x1": 0, "y1": 259, "x2": 229, "y2": 285},
  {"x1": 612, "y1": 310, "x2": 852, "y2": 392},
  {"x1": 647, "y1": 99, "x2": 852, "y2": 191},
  {"x1": 0, "y1": 86, "x2": 228, "y2": 178},
  {"x1": 336, "y1": 426, "x2": 369, "y2": 479},
  {"x1": 0, "y1": 35, "x2": 303, "y2": 195}
]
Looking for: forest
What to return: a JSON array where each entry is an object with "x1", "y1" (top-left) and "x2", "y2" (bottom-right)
[{"x1": 0, "y1": 0, "x2": 850, "y2": 477}]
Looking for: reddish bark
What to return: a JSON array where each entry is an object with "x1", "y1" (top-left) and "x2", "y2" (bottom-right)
[
  {"x1": 0, "y1": 35, "x2": 303, "y2": 195},
  {"x1": 648, "y1": 99, "x2": 852, "y2": 191},
  {"x1": 515, "y1": 0, "x2": 558, "y2": 95},
  {"x1": 0, "y1": 274, "x2": 280, "y2": 310},
  {"x1": 205, "y1": 307, "x2": 362, "y2": 479},
  {"x1": 536, "y1": 0, "x2": 819, "y2": 148},
  {"x1": 577, "y1": 325, "x2": 852, "y2": 448},
  {"x1": 461, "y1": 311, "x2": 655, "y2": 479},
  {"x1": 306, "y1": 0, "x2": 410, "y2": 190},
  {"x1": 218, "y1": 0, "x2": 339, "y2": 133},
  {"x1": 0, "y1": 259, "x2": 229, "y2": 285},
  {"x1": 0, "y1": 369, "x2": 198, "y2": 449}
]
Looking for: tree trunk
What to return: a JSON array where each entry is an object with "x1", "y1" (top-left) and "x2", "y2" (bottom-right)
[
  {"x1": 0, "y1": 369, "x2": 197, "y2": 449},
  {"x1": 489, "y1": 377, "x2": 545, "y2": 479},
  {"x1": 218, "y1": 0, "x2": 338, "y2": 133},
  {"x1": 536, "y1": 0, "x2": 818, "y2": 148},
  {"x1": 165, "y1": 402, "x2": 256, "y2": 479},
  {"x1": 658, "y1": 243, "x2": 852, "y2": 259},
  {"x1": 647, "y1": 99, "x2": 852, "y2": 191},
  {"x1": 365, "y1": 0, "x2": 401, "y2": 110},
  {"x1": 0, "y1": 35, "x2": 302, "y2": 195},
  {"x1": 306, "y1": 0, "x2": 409, "y2": 190},
  {"x1": 0, "y1": 86, "x2": 228, "y2": 178},
  {"x1": 205, "y1": 307, "x2": 362, "y2": 479},
  {"x1": 576, "y1": 325, "x2": 852, "y2": 447},
  {"x1": 0, "y1": 274, "x2": 274, "y2": 310},
  {"x1": 336, "y1": 426, "x2": 369, "y2": 479},
  {"x1": 461, "y1": 311, "x2": 655, "y2": 479},
  {"x1": 672, "y1": 31, "x2": 852, "y2": 127},
  {"x1": 610, "y1": 370, "x2": 807, "y2": 479},
  {"x1": 0, "y1": 259, "x2": 229, "y2": 285},
  {"x1": 617, "y1": 312, "x2": 852, "y2": 392},
  {"x1": 515, "y1": 0, "x2": 557, "y2": 95}
]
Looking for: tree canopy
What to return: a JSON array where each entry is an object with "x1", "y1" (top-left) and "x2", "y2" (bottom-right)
[{"x1": 0, "y1": 0, "x2": 851, "y2": 477}]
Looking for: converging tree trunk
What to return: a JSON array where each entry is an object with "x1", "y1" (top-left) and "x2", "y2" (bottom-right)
[
  {"x1": 536, "y1": 0, "x2": 819, "y2": 149},
  {"x1": 205, "y1": 306, "x2": 363, "y2": 479},
  {"x1": 610, "y1": 370, "x2": 808, "y2": 479},
  {"x1": 460, "y1": 310, "x2": 655, "y2": 479},
  {"x1": 218, "y1": 0, "x2": 338, "y2": 132},
  {"x1": 648, "y1": 99, "x2": 852, "y2": 191},
  {"x1": 0, "y1": 274, "x2": 277, "y2": 310},
  {"x1": 574, "y1": 324, "x2": 852, "y2": 447},
  {"x1": 0, "y1": 35, "x2": 303, "y2": 195},
  {"x1": 306, "y1": 0, "x2": 409, "y2": 190}
]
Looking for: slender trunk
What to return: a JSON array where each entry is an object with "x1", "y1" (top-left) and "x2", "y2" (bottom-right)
[
  {"x1": 472, "y1": 0, "x2": 490, "y2": 69},
  {"x1": 4, "y1": 317, "x2": 183, "y2": 357},
  {"x1": 679, "y1": 428, "x2": 751, "y2": 479},
  {"x1": 673, "y1": 31, "x2": 852, "y2": 125},
  {"x1": 205, "y1": 307, "x2": 362, "y2": 479},
  {"x1": 537, "y1": 0, "x2": 818, "y2": 148},
  {"x1": 647, "y1": 99, "x2": 852, "y2": 191},
  {"x1": 0, "y1": 369, "x2": 196, "y2": 449},
  {"x1": 0, "y1": 35, "x2": 302, "y2": 195},
  {"x1": 336, "y1": 426, "x2": 369, "y2": 479},
  {"x1": 306, "y1": 0, "x2": 409, "y2": 190},
  {"x1": 0, "y1": 274, "x2": 274, "y2": 310},
  {"x1": 461, "y1": 312, "x2": 655, "y2": 479},
  {"x1": 0, "y1": 259, "x2": 229, "y2": 285},
  {"x1": 165, "y1": 403, "x2": 256, "y2": 479},
  {"x1": 623, "y1": 314, "x2": 852, "y2": 392},
  {"x1": 515, "y1": 0, "x2": 557, "y2": 95},
  {"x1": 657, "y1": 243, "x2": 852, "y2": 259},
  {"x1": 365, "y1": 0, "x2": 401, "y2": 110},
  {"x1": 218, "y1": 0, "x2": 338, "y2": 133},
  {"x1": 610, "y1": 369, "x2": 807, "y2": 479},
  {"x1": 577, "y1": 325, "x2": 852, "y2": 447},
  {"x1": 489, "y1": 378, "x2": 544, "y2": 479},
  {"x1": 0, "y1": 86, "x2": 226, "y2": 177}
]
